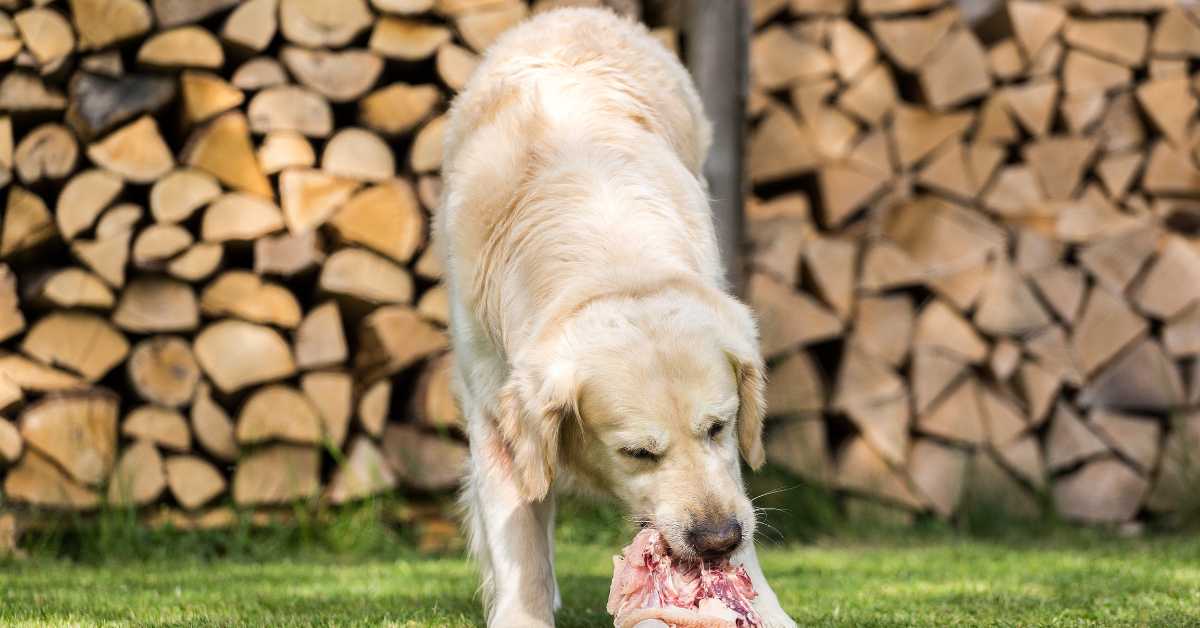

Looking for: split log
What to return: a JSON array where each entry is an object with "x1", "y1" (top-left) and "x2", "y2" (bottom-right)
[
  {"x1": 28, "y1": 268, "x2": 114, "y2": 310},
  {"x1": 180, "y1": 72, "x2": 245, "y2": 127},
  {"x1": 417, "y1": 285, "x2": 448, "y2": 326},
  {"x1": 2, "y1": 186, "x2": 55, "y2": 258},
  {"x1": 891, "y1": 105, "x2": 973, "y2": 169},
  {"x1": 153, "y1": 0, "x2": 239, "y2": 26},
  {"x1": 0, "y1": 72, "x2": 67, "y2": 112},
  {"x1": 258, "y1": 131, "x2": 316, "y2": 175},
  {"x1": 382, "y1": 424, "x2": 467, "y2": 492},
  {"x1": 1089, "y1": 409, "x2": 1160, "y2": 472},
  {"x1": 14, "y1": 7, "x2": 74, "y2": 67},
  {"x1": 326, "y1": 436, "x2": 396, "y2": 504},
  {"x1": 168, "y1": 243, "x2": 224, "y2": 282},
  {"x1": 137, "y1": 27, "x2": 224, "y2": 69},
  {"x1": 183, "y1": 112, "x2": 273, "y2": 198},
  {"x1": 359, "y1": 378, "x2": 390, "y2": 437},
  {"x1": 132, "y1": 224, "x2": 193, "y2": 267},
  {"x1": 301, "y1": 370, "x2": 352, "y2": 448},
  {"x1": 282, "y1": 47, "x2": 383, "y2": 103},
  {"x1": 851, "y1": 294, "x2": 912, "y2": 368},
  {"x1": 70, "y1": 232, "x2": 131, "y2": 288},
  {"x1": 748, "y1": 107, "x2": 818, "y2": 184},
  {"x1": 150, "y1": 169, "x2": 221, "y2": 224},
  {"x1": 123, "y1": 405, "x2": 190, "y2": 452},
  {"x1": 360, "y1": 82, "x2": 441, "y2": 136},
  {"x1": 96, "y1": 202, "x2": 145, "y2": 237},
  {"x1": 86, "y1": 116, "x2": 174, "y2": 183},
  {"x1": 1046, "y1": 402, "x2": 1109, "y2": 470},
  {"x1": 1023, "y1": 136, "x2": 1097, "y2": 201},
  {"x1": 236, "y1": 385, "x2": 323, "y2": 445},
  {"x1": 1030, "y1": 266, "x2": 1086, "y2": 323},
  {"x1": 911, "y1": 347, "x2": 966, "y2": 415},
  {"x1": 0, "y1": 352, "x2": 85, "y2": 392},
  {"x1": 964, "y1": 450, "x2": 1041, "y2": 520},
  {"x1": 1063, "y1": 18, "x2": 1148, "y2": 67},
  {"x1": 908, "y1": 439, "x2": 967, "y2": 518},
  {"x1": 356, "y1": 306, "x2": 448, "y2": 377},
  {"x1": 979, "y1": 385, "x2": 1028, "y2": 447},
  {"x1": 221, "y1": 0, "x2": 277, "y2": 52},
  {"x1": 818, "y1": 164, "x2": 889, "y2": 228},
  {"x1": 1071, "y1": 285, "x2": 1148, "y2": 375},
  {"x1": 322, "y1": 128, "x2": 395, "y2": 182},
  {"x1": 1151, "y1": 6, "x2": 1200, "y2": 58},
  {"x1": 127, "y1": 336, "x2": 200, "y2": 407},
  {"x1": 194, "y1": 319, "x2": 297, "y2": 393},
  {"x1": 1008, "y1": 0, "x2": 1065, "y2": 60},
  {"x1": 1078, "y1": 339, "x2": 1185, "y2": 411},
  {"x1": 14, "y1": 123, "x2": 76, "y2": 184},
  {"x1": 71, "y1": 0, "x2": 153, "y2": 50},
  {"x1": 202, "y1": 193, "x2": 284, "y2": 242},
  {"x1": 280, "y1": 168, "x2": 360, "y2": 234},
  {"x1": 21, "y1": 312, "x2": 129, "y2": 381},
  {"x1": 412, "y1": 353, "x2": 461, "y2": 428},
  {"x1": 1164, "y1": 306, "x2": 1200, "y2": 357},
  {"x1": 67, "y1": 73, "x2": 177, "y2": 140},
  {"x1": 1143, "y1": 140, "x2": 1200, "y2": 196},
  {"x1": 1016, "y1": 360, "x2": 1060, "y2": 426},
  {"x1": 165, "y1": 455, "x2": 226, "y2": 510},
  {"x1": 436, "y1": 42, "x2": 478, "y2": 91},
  {"x1": 1134, "y1": 237, "x2": 1200, "y2": 320},
  {"x1": 919, "y1": 28, "x2": 991, "y2": 110},
  {"x1": 748, "y1": 273, "x2": 842, "y2": 359},
  {"x1": 918, "y1": 376, "x2": 984, "y2": 445},
  {"x1": 113, "y1": 277, "x2": 199, "y2": 333},
  {"x1": 835, "y1": 437, "x2": 925, "y2": 510},
  {"x1": 254, "y1": 231, "x2": 325, "y2": 276},
  {"x1": 3, "y1": 450, "x2": 99, "y2": 509},
  {"x1": 319, "y1": 248, "x2": 414, "y2": 305},
  {"x1": 18, "y1": 391, "x2": 118, "y2": 485},
  {"x1": 913, "y1": 300, "x2": 988, "y2": 363},
  {"x1": 989, "y1": 340, "x2": 1021, "y2": 382},
  {"x1": 328, "y1": 181, "x2": 426, "y2": 264},
  {"x1": 248, "y1": 86, "x2": 334, "y2": 138},
  {"x1": 200, "y1": 271, "x2": 302, "y2": 328},
  {"x1": 973, "y1": 260, "x2": 1052, "y2": 336},
  {"x1": 832, "y1": 344, "x2": 905, "y2": 415},
  {"x1": 294, "y1": 300, "x2": 347, "y2": 370},
  {"x1": 191, "y1": 382, "x2": 238, "y2": 461},
  {"x1": 1004, "y1": 81, "x2": 1058, "y2": 138},
  {"x1": 56, "y1": 170, "x2": 123, "y2": 241},
  {"x1": 369, "y1": 17, "x2": 451, "y2": 61},
  {"x1": 231, "y1": 57, "x2": 288, "y2": 90},
  {"x1": 1053, "y1": 458, "x2": 1147, "y2": 523},
  {"x1": 280, "y1": 0, "x2": 373, "y2": 48},
  {"x1": 80, "y1": 51, "x2": 124, "y2": 77},
  {"x1": 410, "y1": 115, "x2": 446, "y2": 173},
  {"x1": 988, "y1": 39, "x2": 1023, "y2": 80},
  {"x1": 0, "y1": 265, "x2": 25, "y2": 343},
  {"x1": 870, "y1": 7, "x2": 957, "y2": 72},
  {"x1": 232, "y1": 443, "x2": 319, "y2": 505},
  {"x1": 0, "y1": 418, "x2": 20, "y2": 463},
  {"x1": 1063, "y1": 50, "x2": 1132, "y2": 95},
  {"x1": 455, "y1": 2, "x2": 526, "y2": 53},
  {"x1": 750, "y1": 25, "x2": 832, "y2": 90}
]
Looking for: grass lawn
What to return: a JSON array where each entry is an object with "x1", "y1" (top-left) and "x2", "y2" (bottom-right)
[{"x1": 4, "y1": 531, "x2": 1200, "y2": 627}]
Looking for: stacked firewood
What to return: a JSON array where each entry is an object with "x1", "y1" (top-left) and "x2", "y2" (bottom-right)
[
  {"x1": 0, "y1": 0, "x2": 667, "y2": 528},
  {"x1": 749, "y1": 0, "x2": 1200, "y2": 525}
]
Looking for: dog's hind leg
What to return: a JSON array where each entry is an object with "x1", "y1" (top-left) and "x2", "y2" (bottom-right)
[{"x1": 466, "y1": 416, "x2": 557, "y2": 627}]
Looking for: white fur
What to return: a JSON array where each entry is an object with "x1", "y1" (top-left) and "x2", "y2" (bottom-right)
[{"x1": 439, "y1": 8, "x2": 796, "y2": 627}]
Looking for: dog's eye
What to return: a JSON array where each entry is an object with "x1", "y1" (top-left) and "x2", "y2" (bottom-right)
[
  {"x1": 620, "y1": 447, "x2": 660, "y2": 462},
  {"x1": 708, "y1": 422, "x2": 725, "y2": 439}
]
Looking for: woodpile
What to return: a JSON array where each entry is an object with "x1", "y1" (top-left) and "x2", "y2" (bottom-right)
[
  {"x1": 752, "y1": 0, "x2": 1200, "y2": 525},
  {"x1": 0, "y1": 0, "x2": 676, "y2": 525}
]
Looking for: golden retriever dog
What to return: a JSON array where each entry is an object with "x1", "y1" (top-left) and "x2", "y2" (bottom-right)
[{"x1": 438, "y1": 8, "x2": 795, "y2": 627}]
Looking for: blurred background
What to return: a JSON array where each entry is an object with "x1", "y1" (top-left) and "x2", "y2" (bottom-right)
[{"x1": 1, "y1": 0, "x2": 1200, "y2": 625}]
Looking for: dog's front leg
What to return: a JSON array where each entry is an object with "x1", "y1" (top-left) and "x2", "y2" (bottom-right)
[
  {"x1": 735, "y1": 544, "x2": 796, "y2": 628},
  {"x1": 466, "y1": 420, "x2": 557, "y2": 627}
]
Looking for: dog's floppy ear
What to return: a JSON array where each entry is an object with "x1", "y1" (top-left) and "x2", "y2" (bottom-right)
[
  {"x1": 718, "y1": 297, "x2": 767, "y2": 469},
  {"x1": 495, "y1": 357, "x2": 577, "y2": 502}
]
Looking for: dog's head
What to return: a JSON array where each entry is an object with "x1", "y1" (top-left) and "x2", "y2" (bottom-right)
[{"x1": 496, "y1": 286, "x2": 764, "y2": 561}]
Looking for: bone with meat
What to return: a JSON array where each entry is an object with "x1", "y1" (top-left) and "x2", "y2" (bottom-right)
[{"x1": 607, "y1": 528, "x2": 763, "y2": 628}]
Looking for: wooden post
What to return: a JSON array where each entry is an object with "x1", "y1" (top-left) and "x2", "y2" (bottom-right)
[{"x1": 683, "y1": 0, "x2": 748, "y2": 294}]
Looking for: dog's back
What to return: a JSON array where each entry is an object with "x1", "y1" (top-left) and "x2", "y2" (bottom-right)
[{"x1": 439, "y1": 8, "x2": 720, "y2": 354}]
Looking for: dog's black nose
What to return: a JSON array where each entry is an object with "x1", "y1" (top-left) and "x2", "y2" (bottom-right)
[{"x1": 687, "y1": 518, "x2": 742, "y2": 558}]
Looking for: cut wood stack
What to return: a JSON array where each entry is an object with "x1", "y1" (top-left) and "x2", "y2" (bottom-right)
[
  {"x1": 0, "y1": 0, "x2": 665, "y2": 526},
  {"x1": 750, "y1": 0, "x2": 1200, "y2": 525}
]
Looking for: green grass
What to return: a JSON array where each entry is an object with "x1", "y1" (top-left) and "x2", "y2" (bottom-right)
[
  {"x1": 4, "y1": 532, "x2": 1200, "y2": 626},
  {"x1": 4, "y1": 474, "x2": 1200, "y2": 626}
]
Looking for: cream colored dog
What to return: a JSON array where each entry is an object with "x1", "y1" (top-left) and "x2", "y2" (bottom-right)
[{"x1": 438, "y1": 8, "x2": 795, "y2": 627}]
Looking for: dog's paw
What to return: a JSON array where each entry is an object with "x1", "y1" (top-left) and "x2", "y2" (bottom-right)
[{"x1": 755, "y1": 606, "x2": 798, "y2": 628}]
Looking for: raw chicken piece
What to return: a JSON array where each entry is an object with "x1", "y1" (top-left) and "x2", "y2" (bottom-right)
[{"x1": 607, "y1": 528, "x2": 762, "y2": 628}]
